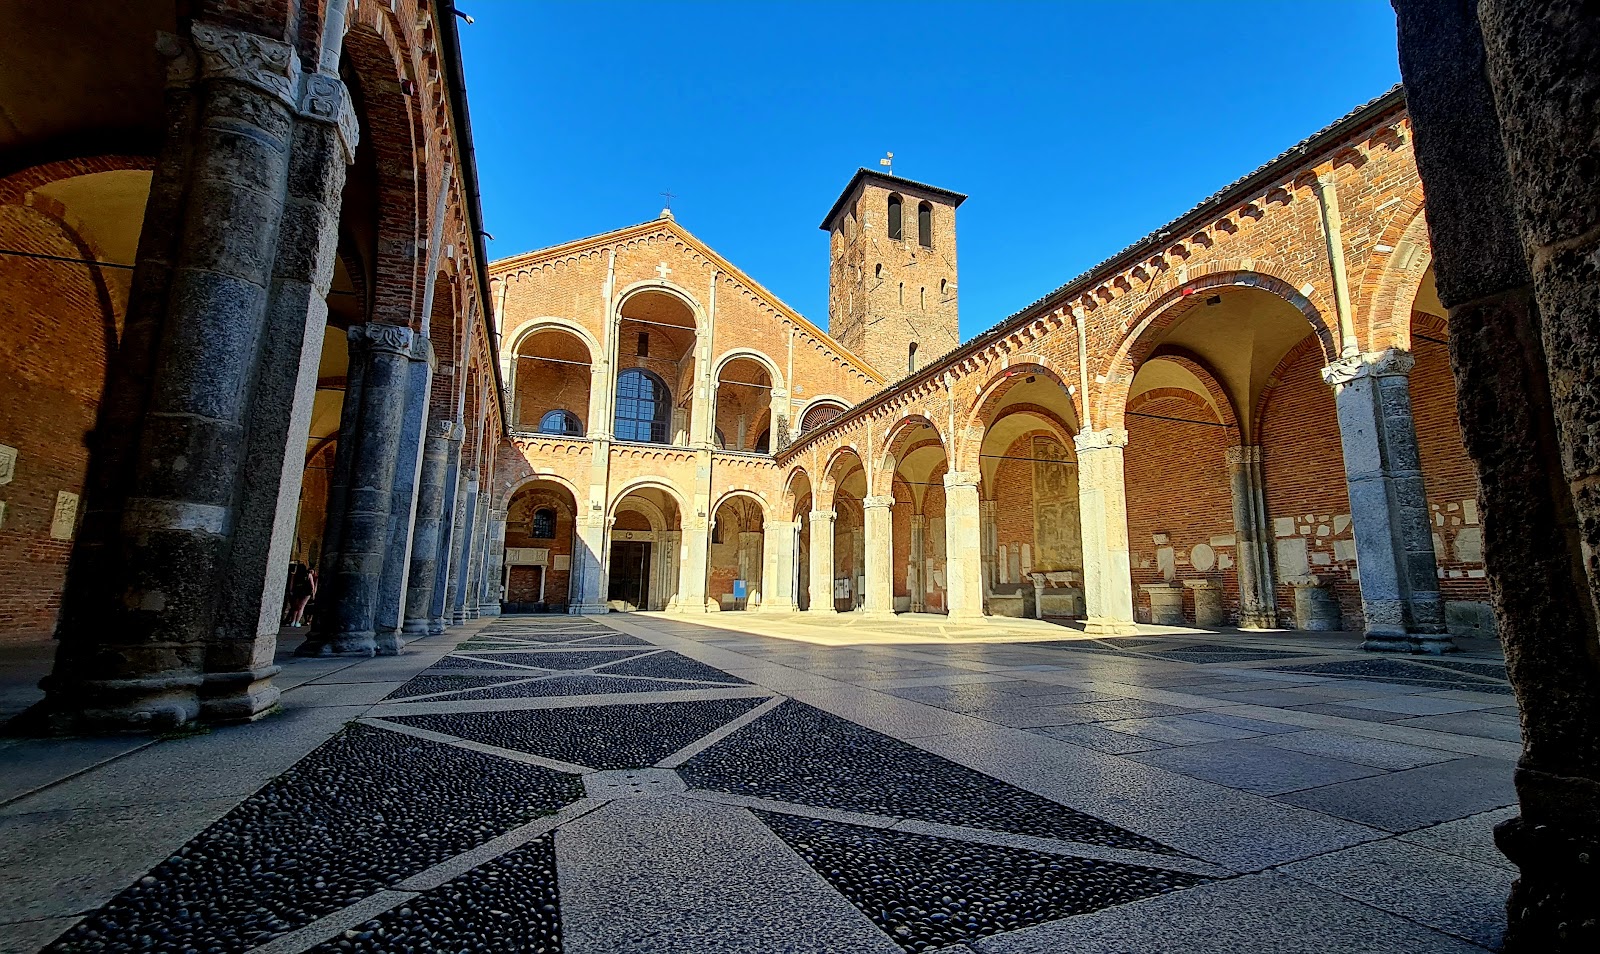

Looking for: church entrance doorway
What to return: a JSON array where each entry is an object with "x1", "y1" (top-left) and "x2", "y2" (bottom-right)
[{"x1": 608, "y1": 541, "x2": 652, "y2": 610}]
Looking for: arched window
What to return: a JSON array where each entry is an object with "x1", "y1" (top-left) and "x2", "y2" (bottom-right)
[
  {"x1": 908, "y1": 342, "x2": 919, "y2": 374},
  {"x1": 918, "y1": 202, "x2": 932, "y2": 247},
  {"x1": 801, "y1": 400, "x2": 847, "y2": 433},
  {"x1": 920, "y1": 286, "x2": 926, "y2": 310},
  {"x1": 887, "y1": 194, "x2": 903, "y2": 241},
  {"x1": 753, "y1": 429, "x2": 771, "y2": 453},
  {"x1": 531, "y1": 507, "x2": 557, "y2": 539},
  {"x1": 940, "y1": 278, "x2": 947, "y2": 296},
  {"x1": 874, "y1": 263, "x2": 882, "y2": 279},
  {"x1": 539, "y1": 409, "x2": 582, "y2": 436},
  {"x1": 614, "y1": 368, "x2": 671, "y2": 443}
]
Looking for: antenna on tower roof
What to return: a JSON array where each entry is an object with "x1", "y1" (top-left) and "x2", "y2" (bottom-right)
[{"x1": 879, "y1": 152, "x2": 894, "y2": 176}]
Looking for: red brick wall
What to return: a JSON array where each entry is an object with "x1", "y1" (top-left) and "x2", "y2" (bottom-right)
[
  {"x1": 504, "y1": 486, "x2": 576, "y2": 609},
  {"x1": 0, "y1": 205, "x2": 114, "y2": 643},
  {"x1": 1259, "y1": 338, "x2": 1362, "y2": 625},
  {"x1": 1125, "y1": 392, "x2": 1239, "y2": 623},
  {"x1": 1410, "y1": 314, "x2": 1488, "y2": 604}
]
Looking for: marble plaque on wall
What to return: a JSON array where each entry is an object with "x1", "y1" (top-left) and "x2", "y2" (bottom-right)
[
  {"x1": 0, "y1": 444, "x2": 16, "y2": 485},
  {"x1": 51, "y1": 491, "x2": 79, "y2": 540}
]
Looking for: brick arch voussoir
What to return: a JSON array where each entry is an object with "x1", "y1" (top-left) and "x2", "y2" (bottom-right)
[
  {"x1": 1098, "y1": 269, "x2": 1336, "y2": 431},
  {"x1": 961, "y1": 354, "x2": 1082, "y2": 450},
  {"x1": 1136, "y1": 350, "x2": 1242, "y2": 445},
  {"x1": 1252, "y1": 334, "x2": 1329, "y2": 434},
  {"x1": 343, "y1": 19, "x2": 424, "y2": 330},
  {"x1": 875, "y1": 413, "x2": 946, "y2": 496},
  {"x1": 1362, "y1": 198, "x2": 1433, "y2": 352},
  {"x1": 0, "y1": 155, "x2": 156, "y2": 206}
]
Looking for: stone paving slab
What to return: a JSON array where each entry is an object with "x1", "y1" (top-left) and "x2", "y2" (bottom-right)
[
  {"x1": 556, "y1": 796, "x2": 900, "y2": 954},
  {"x1": 0, "y1": 613, "x2": 1519, "y2": 953},
  {"x1": 1280, "y1": 838, "x2": 1512, "y2": 948},
  {"x1": 973, "y1": 872, "x2": 1491, "y2": 953}
]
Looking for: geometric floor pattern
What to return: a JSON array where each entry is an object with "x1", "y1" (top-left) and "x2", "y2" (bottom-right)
[
  {"x1": 34, "y1": 616, "x2": 1212, "y2": 954},
  {"x1": 5, "y1": 611, "x2": 1518, "y2": 953}
]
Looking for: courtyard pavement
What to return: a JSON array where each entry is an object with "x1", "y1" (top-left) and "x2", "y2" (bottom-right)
[{"x1": 0, "y1": 612, "x2": 1519, "y2": 952}]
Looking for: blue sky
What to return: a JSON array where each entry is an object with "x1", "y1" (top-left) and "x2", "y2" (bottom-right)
[{"x1": 459, "y1": 1, "x2": 1402, "y2": 340}]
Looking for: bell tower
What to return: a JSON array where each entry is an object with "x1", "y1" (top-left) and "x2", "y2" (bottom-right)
[{"x1": 822, "y1": 169, "x2": 966, "y2": 381}]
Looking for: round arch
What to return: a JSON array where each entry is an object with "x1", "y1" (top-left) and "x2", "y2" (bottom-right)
[
  {"x1": 1364, "y1": 206, "x2": 1434, "y2": 352},
  {"x1": 797, "y1": 395, "x2": 852, "y2": 433},
  {"x1": 606, "y1": 477, "x2": 689, "y2": 523},
  {"x1": 713, "y1": 347, "x2": 785, "y2": 394},
  {"x1": 1097, "y1": 270, "x2": 1336, "y2": 430},
  {"x1": 503, "y1": 471, "x2": 583, "y2": 504},
  {"x1": 613, "y1": 280, "x2": 706, "y2": 329},
  {"x1": 958, "y1": 361, "x2": 1081, "y2": 473},
  {"x1": 876, "y1": 414, "x2": 948, "y2": 496},
  {"x1": 506, "y1": 317, "x2": 601, "y2": 367},
  {"x1": 711, "y1": 488, "x2": 770, "y2": 518},
  {"x1": 1130, "y1": 351, "x2": 1243, "y2": 446}
]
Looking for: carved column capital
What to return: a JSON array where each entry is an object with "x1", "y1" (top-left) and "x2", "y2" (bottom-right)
[
  {"x1": 1321, "y1": 348, "x2": 1415, "y2": 387},
  {"x1": 190, "y1": 22, "x2": 300, "y2": 108},
  {"x1": 298, "y1": 72, "x2": 361, "y2": 163},
  {"x1": 348, "y1": 322, "x2": 415, "y2": 357},
  {"x1": 942, "y1": 471, "x2": 981, "y2": 490},
  {"x1": 809, "y1": 509, "x2": 837, "y2": 524},
  {"x1": 863, "y1": 494, "x2": 895, "y2": 510},
  {"x1": 428, "y1": 419, "x2": 459, "y2": 440},
  {"x1": 1225, "y1": 444, "x2": 1265, "y2": 465},
  {"x1": 1073, "y1": 428, "x2": 1129, "y2": 452}
]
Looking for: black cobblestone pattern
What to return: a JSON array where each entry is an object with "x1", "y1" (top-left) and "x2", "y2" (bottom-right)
[
  {"x1": 385, "y1": 697, "x2": 768, "y2": 769},
  {"x1": 755, "y1": 812, "x2": 1206, "y2": 952},
  {"x1": 45, "y1": 724, "x2": 581, "y2": 954},
  {"x1": 682, "y1": 701, "x2": 1178, "y2": 854},
  {"x1": 465, "y1": 632, "x2": 651, "y2": 647},
  {"x1": 432, "y1": 654, "x2": 546, "y2": 672},
  {"x1": 446, "y1": 673, "x2": 726, "y2": 699},
  {"x1": 1413, "y1": 658, "x2": 1509, "y2": 679},
  {"x1": 305, "y1": 836, "x2": 562, "y2": 954},
  {"x1": 594, "y1": 651, "x2": 750, "y2": 684},
  {"x1": 1154, "y1": 644, "x2": 1320, "y2": 664},
  {"x1": 452, "y1": 649, "x2": 646, "y2": 670},
  {"x1": 1270, "y1": 658, "x2": 1514, "y2": 694},
  {"x1": 385, "y1": 672, "x2": 536, "y2": 700}
]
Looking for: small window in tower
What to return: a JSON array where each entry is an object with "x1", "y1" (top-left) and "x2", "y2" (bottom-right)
[
  {"x1": 940, "y1": 278, "x2": 948, "y2": 296},
  {"x1": 899, "y1": 282, "x2": 904, "y2": 306},
  {"x1": 637, "y1": 332, "x2": 649, "y2": 357},
  {"x1": 875, "y1": 263, "x2": 882, "y2": 279},
  {"x1": 908, "y1": 342, "x2": 919, "y2": 374},
  {"x1": 918, "y1": 202, "x2": 932, "y2": 247},
  {"x1": 887, "y1": 194, "x2": 903, "y2": 241},
  {"x1": 920, "y1": 287, "x2": 926, "y2": 310}
]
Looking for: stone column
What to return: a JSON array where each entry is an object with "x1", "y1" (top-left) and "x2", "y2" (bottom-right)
[
  {"x1": 807, "y1": 509, "x2": 836, "y2": 613},
  {"x1": 425, "y1": 423, "x2": 464, "y2": 634},
  {"x1": 909, "y1": 514, "x2": 926, "y2": 613},
  {"x1": 980, "y1": 499, "x2": 998, "y2": 597},
  {"x1": 759, "y1": 520, "x2": 798, "y2": 611},
  {"x1": 479, "y1": 508, "x2": 506, "y2": 616},
  {"x1": 44, "y1": 23, "x2": 359, "y2": 728},
  {"x1": 403, "y1": 419, "x2": 455, "y2": 636},
  {"x1": 449, "y1": 472, "x2": 478, "y2": 624},
  {"x1": 1397, "y1": 2, "x2": 1600, "y2": 944},
  {"x1": 569, "y1": 515, "x2": 610, "y2": 615},
  {"x1": 1075, "y1": 429, "x2": 1137, "y2": 634},
  {"x1": 463, "y1": 488, "x2": 489, "y2": 620},
  {"x1": 299, "y1": 323, "x2": 415, "y2": 657},
  {"x1": 1322, "y1": 350, "x2": 1452, "y2": 652},
  {"x1": 1227, "y1": 445, "x2": 1278, "y2": 628},
  {"x1": 862, "y1": 495, "x2": 895, "y2": 615},
  {"x1": 676, "y1": 521, "x2": 711, "y2": 613},
  {"x1": 372, "y1": 337, "x2": 433, "y2": 648},
  {"x1": 943, "y1": 473, "x2": 985, "y2": 621}
]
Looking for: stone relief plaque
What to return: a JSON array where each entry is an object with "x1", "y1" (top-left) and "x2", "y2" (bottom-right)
[
  {"x1": 51, "y1": 491, "x2": 80, "y2": 540},
  {"x1": 0, "y1": 444, "x2": 16, "y2": 485}
]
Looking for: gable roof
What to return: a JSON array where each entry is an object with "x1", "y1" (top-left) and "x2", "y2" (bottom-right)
[
  {"x1": 490, "y1": 217, "x2": 886, "y2": 386},
  {"x1": 820, "y1": 168, "x2": 969, "y2": 231}
]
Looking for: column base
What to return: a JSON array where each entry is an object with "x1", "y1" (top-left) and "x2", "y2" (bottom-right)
[
  {"x1": 570, "y1": 603, "x2": 610, "y2": 616},
  {"x1": 478, "y1": 603, "x2": 502, "y2": 617},
  {"x1": 1361, "y1": 631, "x2": 1459, "y2": 654},
  {"x1": 402, "y1": 619, "x2": 433, "y2": 637},
  {"x1": 31, "y1": 672, "x2": 205, "y2": 733},
  {"x1": 374, "y1": 631, "x2": 406, "y2": 655},
  {"x1": 1083, "y1": 617, "x2": 1139, "y2": 636},
  {"x1": 295, "y1": 632, "x2": 378, "y2": 658},
  {"x1": 1238, "y1": 610, "x2": 1281, "y2": 630},
  {"x1": 758, "y1": 599, "x2": 798, "y2": 613},
  {"x1": 427, "y1": 618, "x2": 447, "y2": 636},
  {"x1": 200, "y1": 666, "x2": 283, "y2": 723},
  {"x1": 805, "y1": 607, "x2": 837, "y2": 615}
]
